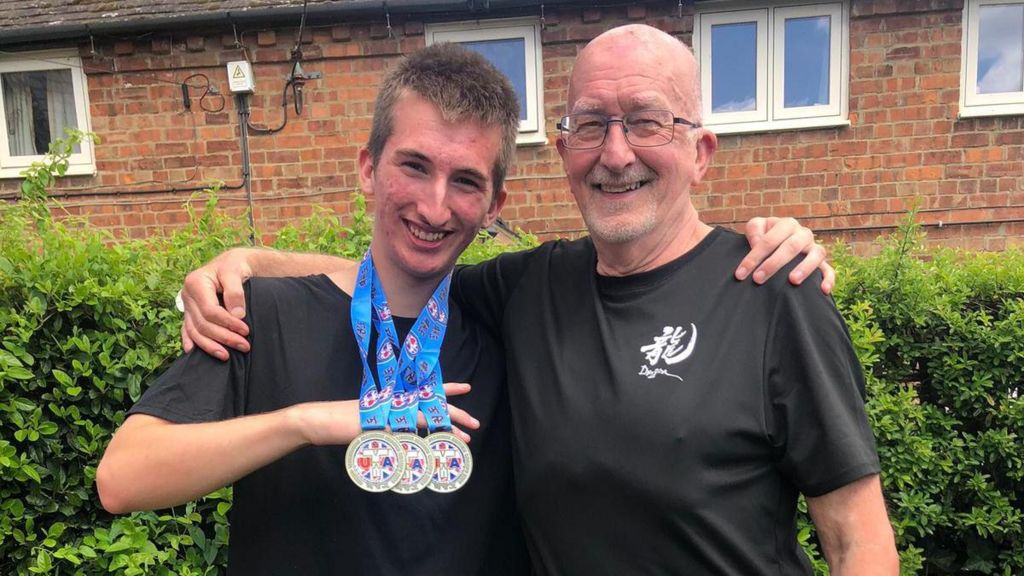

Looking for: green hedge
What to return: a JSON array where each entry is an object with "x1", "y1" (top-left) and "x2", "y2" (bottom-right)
[
  {"x1": 829, "y1": 224, "x2": 1024, "y2": 574},
  {"x1": 2, "y1": 141, "x2": 1022, "y2": 573}
]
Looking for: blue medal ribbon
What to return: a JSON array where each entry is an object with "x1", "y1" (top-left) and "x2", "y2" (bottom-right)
[{"x1": 350, "y1": 251, "x2": 455, "y2": 433}]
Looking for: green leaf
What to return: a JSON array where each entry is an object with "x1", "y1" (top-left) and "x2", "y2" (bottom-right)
[
  {"x1": 52, "y1": 369, "x2": 73, "y2": 387},
  {"x1": 105, "y1": 537, "x2": 133, "y2": 553},
  {"x1": 48, "y1": 522, "x2": 66, "y2": 539},
  {"x1": 78, "y1": 544, "x2": 97, "y2": 558},
  {"x1": 5, "y1": 366, "x2": 34, "y2": 380},
  {"x1": 4, "y1": 498, "x2": 25, "y2": 517},
  {"x1": 216, "y1": 501, "x2": 231, "y2": 516},
  {"x1": 22, "y1": 464, "x2": 42, "y2": 483}
]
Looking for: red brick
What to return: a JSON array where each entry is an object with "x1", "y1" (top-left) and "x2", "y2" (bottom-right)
[
  {"x1": 257, "y1": 31, "x2": 277, "y2": 46},
  {"x1": 951, "y1": 133, "x2": 990, "y2": 148},
  {"x1": 331, "y1": 25, "x2": 353, "y2": 41}
]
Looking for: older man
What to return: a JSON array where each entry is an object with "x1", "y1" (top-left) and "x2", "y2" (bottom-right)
[
  {"x1": 452, "y1": 25, "x2": 898, "y2": 574},
  {"x1": 178, "y1": 26, "x2": 894, "y2": 575}
]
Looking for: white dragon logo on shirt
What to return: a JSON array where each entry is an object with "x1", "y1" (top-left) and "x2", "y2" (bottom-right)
[{"x1": 638, "y1": 324, "x2": 697, "y2": 382}]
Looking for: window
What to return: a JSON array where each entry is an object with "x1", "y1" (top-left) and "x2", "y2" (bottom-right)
[
  {"x1": 425, "y1": 18, "x2": 546, "y2": 145},
  {"x1": 0, "y1": 50, "x2": 94, "y2": 178},
  {"x1": 693, "y1": 2, "x2": 849, "y2": 134},
  {"x1": 961, "y1": 0, "x2": 1024, "y2": 117}
]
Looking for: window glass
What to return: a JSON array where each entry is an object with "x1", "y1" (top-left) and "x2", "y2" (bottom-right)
[
  {"x1": 976, "y1": 3, "x2": 1024, "y2": 94},
  {"x1": 711, "y1": 22, "x2": 758, "y2": 113},
  {"x1": 461, "y1": 38, "x2": 528, "y2": 121},
  {"x1": 784, "y1": 15, "x2": 831, "y2": 107},
  {"x1": 2, "y1": 69, "x2": 80, "y2": 157}
]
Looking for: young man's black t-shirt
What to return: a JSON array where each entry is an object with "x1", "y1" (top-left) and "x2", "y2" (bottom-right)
[{"x1": 130, "y1": 275, "x2": 529, "y2": 575}]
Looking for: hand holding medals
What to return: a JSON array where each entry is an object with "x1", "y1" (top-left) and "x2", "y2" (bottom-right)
[{"x1": 345, "y1": 253, "x2": 473, "y2": 494}]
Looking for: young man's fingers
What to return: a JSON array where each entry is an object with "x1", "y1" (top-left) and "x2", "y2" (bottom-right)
[
  {"x1": 786, "y1": 244, "x2": 828, "y2": 287},
  {"x1": 442, "y1": 382, "x2": 472, "y2": 397},
  {"x1": 447, "y1": 404, "x2": 480, "y2": 430},
  {"x1": 736, "y1": 217, "x2": 786, "y2": 280},
  {"x1": 742, "y1": 217, "x2": 770, "y2": 244},
  {"x1": 819, "y1": 260, "x2": 835, "y2": 294},
  {"x1": 751, "y1": 232, "x2": 812, "y2": 284},
  {"x1": 412, "y1": 415, "x2": 474, "y2": 443},
  {"x1": 450, "y1": 425, "x2": 472, "y2": 444}
]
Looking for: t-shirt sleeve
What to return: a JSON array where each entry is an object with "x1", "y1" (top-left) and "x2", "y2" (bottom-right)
[
  {"x1": 128, "y1": 286, "x2": 252, "y2": 423},
  {"x1": 763, "y1": 276, "x2": 881, "y2": 497},
  {"x1": 451, "y1": 247, "x2": 539, "y2": 334}
]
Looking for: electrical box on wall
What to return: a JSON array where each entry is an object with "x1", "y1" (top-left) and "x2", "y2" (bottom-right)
[{"x1": 227, "y1": 61, "x2": 255, "y2": 93}]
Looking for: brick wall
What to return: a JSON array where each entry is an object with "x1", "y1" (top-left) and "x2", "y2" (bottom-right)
[
  {"x1": 700, "y1": 0, "x2": 1024, "y2": 252},
  {"x1": 1, "y1": 0, "x2": 1022, "y2": 252}
]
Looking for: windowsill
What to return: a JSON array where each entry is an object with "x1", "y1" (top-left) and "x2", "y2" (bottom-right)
[
  {"x1": 516, "y1": 131, "x2": 549, "y2": 146},
  {"x1": 0, "y1": 163, "x2": 96, "y2": 179},
  {"x1": 958, "y1": 104, "x2": 1024, "y2": 119},
  {"x1": 707, "y1": 117, "x2": 850, "y2": 136}
]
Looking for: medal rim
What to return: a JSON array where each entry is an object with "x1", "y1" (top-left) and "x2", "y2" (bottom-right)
[
  {"x1": 345, "y1": 430, "x2": 407, "y2": 492},
  {"x1": 426, "y1": 431, "x2": 473, "y2": 493},
  {"x1": 390, "y1": 432, "x2": 436, "y2": 495}
]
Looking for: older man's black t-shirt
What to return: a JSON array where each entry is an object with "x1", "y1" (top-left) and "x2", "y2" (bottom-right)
[
  {"x1": 452, "y1": 229, "x2": 880, "y2": 575},
  {"x1": 130, "y1": 275, "x2": 528, "y2": 575}
]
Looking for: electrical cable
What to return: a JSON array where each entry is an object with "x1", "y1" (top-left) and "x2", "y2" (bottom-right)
[
  {"x1": 294, "y1": 0, "x2": 309, "y2": 52},
  {"x1": 246, "y1": 81, "x2": 294, "y2": 134},
  {"x1": 247, "y1": 0, "x2": 310, "y2": 134},
  {"x1": 181, "y1": 73, "x2": 226, "y2": 113}
]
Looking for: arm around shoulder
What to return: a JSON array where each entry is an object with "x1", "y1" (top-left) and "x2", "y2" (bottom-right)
[
  {"x1": 806, "y1": 474, "x2": 899, "y2": 575},
  {"x1": 240, "y1": 247, "x2": 357, "y2": 278},
  {"x1": 181, "y1": 248, "x2": 357, "y2": 358}
]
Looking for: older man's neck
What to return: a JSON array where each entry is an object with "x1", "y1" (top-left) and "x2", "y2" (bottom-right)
[{"x1": 594, "y1": 209, "x2": 712, "y2": 277}]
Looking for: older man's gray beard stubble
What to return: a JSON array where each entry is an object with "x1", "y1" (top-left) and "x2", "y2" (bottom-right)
[{"x1": 580, "y1": 161, "x2": 663, "y2": 244}]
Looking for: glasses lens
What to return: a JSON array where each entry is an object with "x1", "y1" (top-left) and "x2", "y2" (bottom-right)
[
  {"x1": 562, "y1": 114, "x2": 607, "y2": 149},
  {"x1": 624, "y1": 110, "x2": 675, "y2": 146}
]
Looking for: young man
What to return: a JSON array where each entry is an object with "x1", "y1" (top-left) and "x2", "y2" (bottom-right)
[{"x1": 98, "y1": 44, "x2": 530, "y2": 575}]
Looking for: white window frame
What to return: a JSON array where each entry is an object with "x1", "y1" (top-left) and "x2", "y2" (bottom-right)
[
  {"x1": 699, "y1": 9, "x2": 769, "y2": 126},
  {"x1": 693, "y1": 1, "x2": 849, "y2": 135},
  {"x1": 960, "y1": 0, "x2": 1024, "y2": 117},
  {"x1": 0, "y1": 49, "x2": 95, "y2": 178},
  {"x1": 425, "y1": 18, "x2": 546, "y2": 146}
]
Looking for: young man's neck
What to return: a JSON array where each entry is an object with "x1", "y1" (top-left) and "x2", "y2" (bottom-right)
[{"x1": 369, "y1": 246, "x2": 449, "y2": 318}]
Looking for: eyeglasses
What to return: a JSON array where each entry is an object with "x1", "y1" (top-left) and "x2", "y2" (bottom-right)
[{"x1": 556, "y1": 109, "x2": 701, "y2": 150}]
